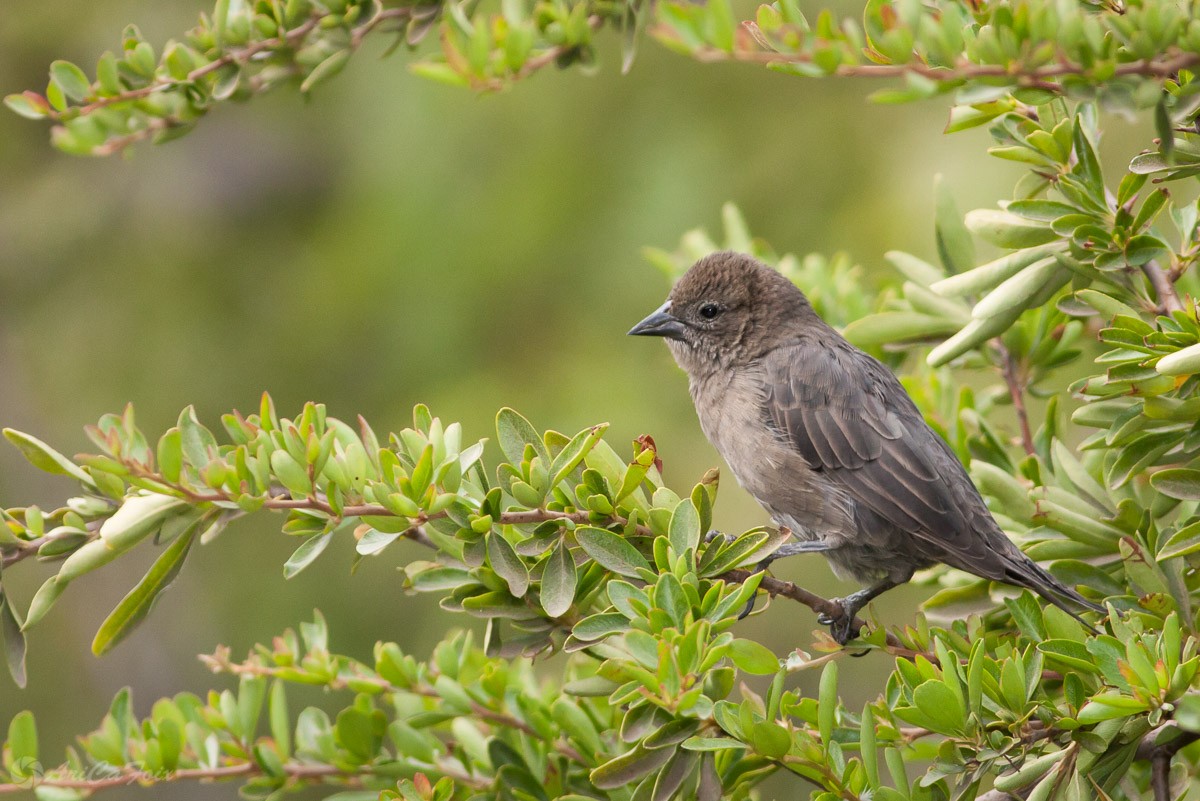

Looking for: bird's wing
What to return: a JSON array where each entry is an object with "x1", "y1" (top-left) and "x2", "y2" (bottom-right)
[{"x1": 761, "y1": 338, "x2": 1006, "y2": 574}]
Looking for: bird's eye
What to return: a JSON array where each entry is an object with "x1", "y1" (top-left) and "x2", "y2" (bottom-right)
[{"x1": 698, "y1": 303, "x2": 721, "y2": 320}]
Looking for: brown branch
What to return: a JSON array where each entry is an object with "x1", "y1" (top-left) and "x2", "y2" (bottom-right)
[
  {"x1": 0, "y1": 760, "x2": 408, "y2": 796},
  {"x1": 1143, "y1": 259, "x2": 1185, "y2": 315},
  {"x1": 514, "y1": 15, "x2": 603, "y2": 80},
  {"x1": 685, "y1": 35, "x2": 1199, "y2": 87},
  {"x1": 48, "y1": 7, "x2": 414, "y2": 156},
  {"x1": 721, "y1": 568, "x2": 912, "y2": 653},
  {"x1": 57, "y1": 16, "x2": 323, "y2": 119},
  {"x1": 997, "y1": 344, "x2": 1036, "y2": 457},
  {"x1": 1142, "y1": 728, "x2": 1200, "y2": 801}
]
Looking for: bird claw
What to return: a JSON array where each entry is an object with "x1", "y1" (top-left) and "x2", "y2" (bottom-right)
[
  {"x1": 827, "y1": 614, "x2": 862, "y2": 646},
  {"x1": 820, "y1": 598, "x2": 866, "y2": 646}
]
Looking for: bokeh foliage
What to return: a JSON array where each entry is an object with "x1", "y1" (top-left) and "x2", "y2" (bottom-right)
[{"x1": 6, "y1": 0, "x2": 1200, "y2": 799}]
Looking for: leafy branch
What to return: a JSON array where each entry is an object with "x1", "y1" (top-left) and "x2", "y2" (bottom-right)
[{"x1": 9, "y1": 0, "x2": 1200, "y2": 158}]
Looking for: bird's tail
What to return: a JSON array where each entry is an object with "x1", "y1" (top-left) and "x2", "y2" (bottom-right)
[{"x1": 1002, "y1": 550, "x2": 1107, "y2": 627}]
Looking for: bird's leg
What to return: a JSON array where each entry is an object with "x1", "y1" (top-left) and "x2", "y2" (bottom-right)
[
  {"x1": 769, "y1": 540, "x2": 834, "y2": 558},
  {"x1": 817, "y1": 572, "x2": 910, "y2": 646}
]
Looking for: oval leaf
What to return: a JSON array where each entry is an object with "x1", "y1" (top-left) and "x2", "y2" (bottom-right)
[
  {"x1": 92, "y1": 524, "x2": 198, "y2": 655},
  {"x1": 574, "y1": 526, "x2": 650, "y2": 578},
  {"x1": 540, "y1": 541, "x2": 577, "y2": 618}
]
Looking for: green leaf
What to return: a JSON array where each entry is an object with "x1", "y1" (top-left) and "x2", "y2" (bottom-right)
[
  {"x1": 934, "y1": 174, "x2": 974, "y2": 274},
  {"x1": 409, "y1": 62, "x2": 469, "y2": 87},
  {"x1": 729, "y1": 638, "x2": 778, "y2": 675},
  {"x1": 1151, "y1": 469, "x2": 1200, "y2": 500},
  {"x1": 487, "y1": 532, "x2": 529, "y2": 598},
  {"x1": 574, "y1": 526, "x2": 650, "y2": 577},
  {"x1": 931, "y1": 243, "x2": 1064, "y2": 298},
  {"x1": 49, "y1": 60, "x2": 90, "y2": 102},
  {"x1": 668, "y1": 499, "x2": 700, "y2": 556},
  {"x1": 177, "y1": 406, "x2": 217, "y2": 470},
  {"x1": 655, "y1": 572, "x2": 688, "y2": 625},
  {"x1": 1077, "y1": 693, "x2": 1147, "y2": 724},
  {"x1": 842, "y1": 312, "x2": 960, "y2": 347},
  {"x1": 96, "y1": 51, "x2": 121, "y2": 95},
  {"x1": 547, "y1": 424, "x2": 607, "y2": 490},
  {"x1": 4, "y1": 93, "x2": 47, "y2": 120},
  {"x1": 7, "y1": 710, "x2": 37, "y2": 766},
  {"x1": 681, "y1": 736, "x2": 747, "y2": 751},
  {"x1": 860, "y1": 704, "x2": 879, "y2": 786},
  {"x1": 749, "y1": 721, "x2": 791, "y2": 757},
  {"x1": 21, "y1": 576, "x2": 65, "y2": 631},
  {"x1": 1129, "y1": 152, "x2": 1170, "y2": 175},
  {"x1": 270, "y1": 680, "x2": 291, "y2": 757},
  {"x1": 706, "y1": 0, "x2": 735, "y2": 51},
  {"x1": 157, "y1": 428, "x2": 183, "y2": 484},
  {"x1": 964, "y1": 209, "x2": 1058, "y2": 248},
  {"x1": 1173, "y1": 695, "x2": 1200, "y2": 732},
  {"x1": 496, "y1": 408, "x2": 548, "y2": 465},
  {"x1": 904, "y1": 680, "x2": 966, "y2": 735},
  {"x1": 1036, "y1": 639, "x2": 1099, "y2": 674},
  {"x1": 817, "y1": 661, "x2": 837, "y2": 745},
  {"x1": 1157, "y1": 343, "x2": 1200, "y2": 376},
  {"x1": 1123, "y1": 234, "x2": 1170, "y2": 267},
  {"x1": 698, "y1": 529, "x2": 769, "y2": 578},
  {"x1": 993, "y1": 749, "x2": 1067, "y2": 793},
  {"x1": 884, "y1": 251, "x2": 945, "y2": 285},
  {"x1": 571, "y1": 612, "x2": 629, "y2": 641},
  {"x1": 283, "y1": 531, "x2": 333, "y2": 579},
  {"x1": 335, "y1": 707, "x2": 385, "y2": 762},
  {"x1": 927, "y1": 311, "x2": 1020, "y2": 367},
  {"x1": 653, "y1": 749, "x2": 699, "y2": 801},
  {"x1": 644, "y1": 718, "x2": 701, "y2": 749},
  {"x1": 300, "y1": 50, "x2": 350, "y2": 94},
  {"x1": 590, "y1": 745, "x2": 672, "y2": 789},
  {"x1": 270, "y1": 450, "x2": 312, "y2": 497},
  {"x1": 540, "y1": 541, "x2": 577, "y2": 618},
  {"x1": 1159, "y1": 519, "x2": 1200, "y2": 560},
  {"x1": 0, "y1": 596, "x2": 27, "y2": 688},
  {"x1": 99, "y1": 494, "x2": 188, "y2": 551},
  {"x1": 1005, "y1": 593, "x2": 1047, "y2": 640},
  {"x1": 92, "y1": 523, "x2": 198, "y2": 655},
  {"x1": 971, "y1": 257, "x2": 1067, "y2": 320},
  {"x1": 3, "y1": 428, "x2": 94, "y2": 485}
]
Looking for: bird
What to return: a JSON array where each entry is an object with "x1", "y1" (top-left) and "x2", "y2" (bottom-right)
[{"x1": 628, "y1": 251, "x2": 1104, "y2": 645}]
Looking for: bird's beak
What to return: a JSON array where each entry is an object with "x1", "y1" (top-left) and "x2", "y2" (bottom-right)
[{"x1": 628, "y1": 301, "x2": 686, "y2": 340}]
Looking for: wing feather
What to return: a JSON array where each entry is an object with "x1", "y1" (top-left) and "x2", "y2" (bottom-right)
[{"x1": 762, "y1": 338, "x2": 998, "y2": 573}]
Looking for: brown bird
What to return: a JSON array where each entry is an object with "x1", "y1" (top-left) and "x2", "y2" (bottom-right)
[{"x1": 629, "y1": 251, "x2": 1103, "y2": 644}]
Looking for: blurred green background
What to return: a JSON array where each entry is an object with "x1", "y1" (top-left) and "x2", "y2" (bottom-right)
[{"x1": 0, "y1": 2, "x2": 1155, "y2": 797}]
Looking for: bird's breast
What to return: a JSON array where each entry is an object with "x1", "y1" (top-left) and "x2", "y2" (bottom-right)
[{"x1": 687, "y1": 368, "x2": 855, "y2": 544}]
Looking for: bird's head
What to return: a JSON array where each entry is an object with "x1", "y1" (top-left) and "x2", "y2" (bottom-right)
[{"x1": 628, "y1": 251, "x2": 818, "y2": 372}]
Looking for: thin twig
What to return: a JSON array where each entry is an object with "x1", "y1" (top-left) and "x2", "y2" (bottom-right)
[
  {"x1": 684, "y1": 36, "x2": 1199, "y2": 86},
  {"x1": 0, "y1": 760, "x2": 410, "y2": 796},
  {"x1": 1143, "y1": 259, "x2": 1185, "y2": 315},
  {"x1": 997, "y1": 343, "x2": 1036, "y2": 457},
  {"x1": 721, "y1": 568, "x2": 911, "y2": 653},
  {"x1": 60, "y1": 17, "x2": 323, "y2": 119},
  {"x1": 1143, "y1": 728, "x2": 1200, "y2": 801}
]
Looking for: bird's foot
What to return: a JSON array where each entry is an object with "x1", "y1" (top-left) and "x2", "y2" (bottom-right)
[
  {"x1": 818, "y1": 596, "x2": 867, "y2": 646},
  {"x1": 704, "y1": 529, "x2": 731, "y2": 544}
]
